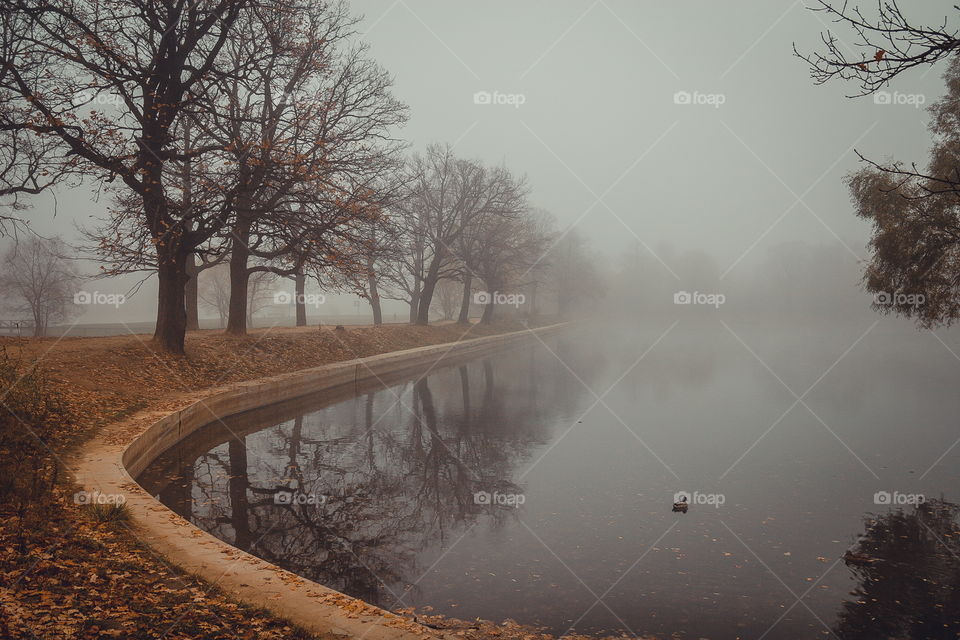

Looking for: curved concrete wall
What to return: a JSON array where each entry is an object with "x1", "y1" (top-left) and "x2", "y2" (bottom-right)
[{"x1": 71, "y1": 324, "x2": 566, "y2": 640}]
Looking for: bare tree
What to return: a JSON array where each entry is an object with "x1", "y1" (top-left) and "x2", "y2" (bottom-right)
[
  {"x1": 198, "y1": 261, "x2": 275, "y2": 330},
  {"x1": 193, "y1": 1, "x2": 406, "y2": 335},
  {"x1": 0, "y1": 10, "x2": 76, "y2": 235},
  {"x1": 431, "y1": 278, "x2": 462, "y2": 321},
  {"x1": 0, "y1": 236, "x2": 79, "y2": 336},
  {"x1": 245, "y1": 268, "x2": 277, "y2": 329},
  {"x1": 198, "y1": 263, "x2": 232, "y2": 329},
  {"x1": 473, "y1": 210, "x2": 549, "y2": 324},
  {"x1": 0, "y1": 0, "x2": 255, "y2": 353},
  {"x1": 408, "y1": 146, "x2": 528, "y2": 325}
]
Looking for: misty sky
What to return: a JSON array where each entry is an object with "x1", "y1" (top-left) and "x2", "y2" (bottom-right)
[{"x1": 9, "y1": 1, "x2": 956, "y2": 322}]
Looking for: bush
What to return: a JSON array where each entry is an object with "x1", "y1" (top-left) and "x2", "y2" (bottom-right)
[
  {"x1": 0, "y1": 347, "x2": 72, "y2": 548},
  {"x1": 85, "y1": 501, "x2": 131, "y2": 524}
]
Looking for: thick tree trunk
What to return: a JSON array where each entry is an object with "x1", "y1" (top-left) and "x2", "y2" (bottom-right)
[
  {"x1": 294, "y1": 272, "x2": 307, "y2": 327},
  {"x1": 416, "y1": 257, "x2": 442, "y2": 325},
  {"x1": 409, "y1": 287, "x2": 420, "y2": 324},
  {"x1": 367, "y1": 261, "x2": 382, "y2": 326},
  {"x1": 226, "y1": 223, "x2": 251, "y2": 335},
  {"x1": 154, "y1": 247, "x2": 189, "y2": 354},
  {"x1": 457, "y1": 273, "x2": 472, "y2": 324},
  {"x1": 370, "y1": 295, "x2": 383, "y2": 326},
  {"x1": 184, "y1": 253, "x2": 200, "y2": 331}
]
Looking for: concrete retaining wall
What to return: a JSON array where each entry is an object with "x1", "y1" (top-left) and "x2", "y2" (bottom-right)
[{"x1": 71, "y1": 324, "x2": 566, "y2": 640}]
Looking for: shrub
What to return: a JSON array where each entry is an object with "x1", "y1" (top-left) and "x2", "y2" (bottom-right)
[{"x1": 0, "y1": 347, "x2": 72, "y2": 548}]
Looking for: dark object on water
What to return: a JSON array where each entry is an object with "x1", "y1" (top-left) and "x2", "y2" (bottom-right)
[{"x1": 672, "y1": 496, "x2": 688, "y2": 513}]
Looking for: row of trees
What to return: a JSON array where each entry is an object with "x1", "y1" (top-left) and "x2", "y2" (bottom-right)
[{"x1": 0, "y1": 0, "x2": 597, "y2": 347}]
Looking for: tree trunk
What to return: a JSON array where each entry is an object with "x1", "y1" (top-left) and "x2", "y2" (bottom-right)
[
  {"x1": 226, "y1": 222, "x2": 251, "y2": 335},
  {"x1": 154, "y1": 247, "x2": 189, "y2": 354},
  {"x1": 32, "y1": 308, "x2": 44, "y2": 337},
  {"x1": 481, "y1": 299, "x2": 495, "y2": 324},
  {"x1": 409, "y1": 287, "x2": 420, "y2": 324},
  {"x1": 416, "y1": 256, "x2": 442, "y2": 325},
  {"x1": 367, "y1": 261, "x2": 382, "y2": 326},
  {"x1": 294, "y1": 272, "x2": 307, "y2": 327},
  {"x1": 185, "y1": 253, "x2": 200, "y2": 331},
  {"x1": 457, "y1": 273, "x2": 472, "y2": 324}
]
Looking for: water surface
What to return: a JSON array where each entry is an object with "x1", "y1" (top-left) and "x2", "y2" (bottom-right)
[{"x1": 139, "y1": 321, "x2": 960, "y2": 639}]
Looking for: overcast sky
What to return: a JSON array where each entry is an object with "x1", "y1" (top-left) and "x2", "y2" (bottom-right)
[
  {"x1": 348, "y1": 0, "x2": 947, "y2": 270},
  {"x1": 10, "y1": 1, "x2": 956, "y2": 322}
]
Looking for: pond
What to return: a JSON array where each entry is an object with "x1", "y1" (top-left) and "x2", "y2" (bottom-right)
[{"x1": 138, "y1": 321, "x2": 960, "y2": 639}]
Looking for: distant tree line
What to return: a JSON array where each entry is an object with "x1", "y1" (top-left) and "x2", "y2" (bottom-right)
[{"x1": 0, "y1": 0, "x2": 599, "y2": 346}]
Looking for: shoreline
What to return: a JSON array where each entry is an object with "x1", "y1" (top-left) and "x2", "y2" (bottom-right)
[{"x1": 68, "y1": 323, "x2": 567, "y2": 640}]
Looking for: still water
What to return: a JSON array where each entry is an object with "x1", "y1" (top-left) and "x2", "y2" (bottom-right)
[{"x1": 139, "y1": 321, "x2": 960, "y2": 639}]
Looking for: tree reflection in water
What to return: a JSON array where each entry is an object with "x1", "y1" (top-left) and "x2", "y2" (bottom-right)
[
  {"x1": 139, "y1": 342, "x2": 595, "y2": 611},
  {"x1": 836, "y1": 498, "x2": 960, "y2": 639}
]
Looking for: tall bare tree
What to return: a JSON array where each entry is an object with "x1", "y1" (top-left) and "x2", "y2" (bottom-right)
[
  {"x1": 408, "y1": 146, "x2": 527, "y2": 325},
  {"x1": 0, "y1": 0, "x2": 254, "y2": 353},
  {"x1": 194, "y1": 1, "x2": 406, "y2": 335}
]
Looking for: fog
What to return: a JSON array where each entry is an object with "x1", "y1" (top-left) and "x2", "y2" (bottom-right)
[
  {"x1": 8, "y1": 3, "x2": 960, "y2": 638},
  {"x1": 2, "y1": 0, "x2": 956, "y2": 333}
]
